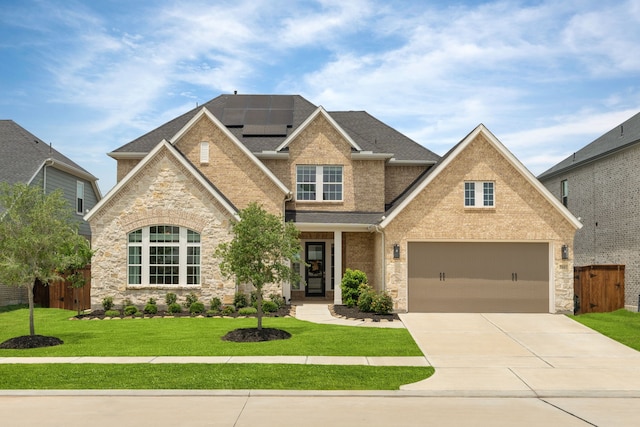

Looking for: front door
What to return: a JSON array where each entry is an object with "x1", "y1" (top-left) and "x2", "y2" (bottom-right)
[{"x1": 305, "y1": 242, "x2": 325, "y2": 296}]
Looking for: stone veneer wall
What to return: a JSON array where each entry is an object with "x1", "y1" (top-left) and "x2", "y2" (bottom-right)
[
  {"x1": 89, "y1": 148, "x2": 242, "y2": 311},
  {"x1": 540, "y1": 143, "x2": 640, "y2": 310},
  {"x1": 383, "y1": 134, "x2": 577, "y2": 312}
]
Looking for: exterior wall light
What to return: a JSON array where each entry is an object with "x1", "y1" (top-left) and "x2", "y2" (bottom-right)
[
  {"x1": 561, "y1": 245, "x2": 569, "y2": 260},
  {"x1": 393, "y1": 243, "x2": 400, "y2": 259}
]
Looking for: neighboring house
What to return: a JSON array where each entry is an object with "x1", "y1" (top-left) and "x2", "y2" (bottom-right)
[
  {"x1": 0, "y1": 120, "x2": 102, "y2": 306},
  {"x1": 539, "y1": 112, "x2": 640, "y2": 311},
  {"x1": 85, "y1": 94, "x2": 580, "y2": 313}
]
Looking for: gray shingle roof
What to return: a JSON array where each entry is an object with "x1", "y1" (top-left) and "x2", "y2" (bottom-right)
[
  {"x1": 538, "y1": 112, "x2": 640, "y2": 179},
  {"x1": 285, "y1": 210, "x2": 384, "y2": 225},
  {"x1": 111, "y1": 94, "x2": 440, "y2": 162},
  {"x1": 0, "y1": 120, "x2": 95, "y2": 184}
]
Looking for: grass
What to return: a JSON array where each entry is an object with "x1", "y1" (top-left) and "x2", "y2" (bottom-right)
[
  {"x1": 569, "y1": 309, "x2": 640, "y2": 351},
  {"x1": 0, "y1": 307, "x2": 432, "y2": 390},
  {"x1": 0, "y1": 364, "x2": 434, "y2": 390},
  {"x1": 0, "y1": 307, "x2": 422, "y2": 357}
]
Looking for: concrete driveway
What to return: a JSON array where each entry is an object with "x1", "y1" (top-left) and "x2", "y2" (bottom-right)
[{"x1": 399, "y1": 313, "x2": 640, "y2": 397}]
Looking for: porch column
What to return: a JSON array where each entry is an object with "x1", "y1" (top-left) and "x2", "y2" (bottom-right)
[{"x1": 334, "y1": 231, "x2": 342, "y2": 305}]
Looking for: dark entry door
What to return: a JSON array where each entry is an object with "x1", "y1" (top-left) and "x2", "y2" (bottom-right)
[{"x1": 305, "y1": 242, "x2": 325, "y2": 296}]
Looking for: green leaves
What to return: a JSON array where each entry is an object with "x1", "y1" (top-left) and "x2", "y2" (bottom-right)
[
  {"x1": 215, "y1": 202, "x2": 301, "y2": 289},
  {"x1": 0, "y1": 182, "x2": 92, "y2": 333}
]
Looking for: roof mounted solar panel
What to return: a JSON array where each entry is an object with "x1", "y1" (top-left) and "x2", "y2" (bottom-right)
[
  {"x1": 270, "y1": 96, "x2": 294, "y2": 109},
  {"x1": 245, "y1": 109, "x2": 270, "y2": 125},
  {"x1": 222, "y1": 109, "x2": 245, "y2": 126},
  {"x1": 268, "y1": 109, "x2": 293, "y2": 125},
  {"x1": 242, "y1": 124, "x2": 288, "y2": 136}
]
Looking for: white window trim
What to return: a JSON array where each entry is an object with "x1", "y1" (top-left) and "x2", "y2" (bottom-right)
[
  {"x1": 296, "y1": 165, "x2": 343, "y2": 202},
  {"x1": 127, "y1": 226, "x2": 201, "y2": 288},
  {"x1": 464, "y1": 181, "x2": 495, "y2": 208}
]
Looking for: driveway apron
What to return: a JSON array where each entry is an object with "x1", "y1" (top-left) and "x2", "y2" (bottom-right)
[{"x1": 399, "y1": 313, "x2": 640, "y2": 397}]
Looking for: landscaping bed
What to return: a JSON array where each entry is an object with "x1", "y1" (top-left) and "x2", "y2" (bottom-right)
[{"x1": 331, "y1": 304, "x2": 401, "y2": 322}]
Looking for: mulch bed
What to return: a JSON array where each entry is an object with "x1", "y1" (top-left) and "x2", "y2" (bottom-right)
[
  {"x1": 331, "y1": 304, "x2": 400, "y2": 322},
  {"x1": 0, "y1": 335, "x2": 63, "y2": 349},
  {"x1": 75, "y1": 306, "x2": 293, "y2": 320},
  {"x1": 222, "y1": 328, "x2": 291, "y2": 342}
]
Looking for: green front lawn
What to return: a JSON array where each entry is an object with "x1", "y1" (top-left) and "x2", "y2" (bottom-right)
[
  {"x1": 0, "y1": 307, "x2": 422, "y2": 357},
  {"x1": 0, "y1": 364, "x2": 433, "y2": 390},
  {"x1": 569, "y1": 309, "x2": 640, "y2": 351},
  {"x1": 0, "y1": 307, "x2": 432, "y2": 390}
]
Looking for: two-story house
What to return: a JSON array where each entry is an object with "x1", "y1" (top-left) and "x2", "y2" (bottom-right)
[
  {"x1": 0, "y1": 120, "x2": 101, "y2": 306},
  {"x1": 86, "y1": 94, "x2": 580, "y2": 313},
  {"x1": 539, "y1": 112, "x2": 640, "y2": 311}
]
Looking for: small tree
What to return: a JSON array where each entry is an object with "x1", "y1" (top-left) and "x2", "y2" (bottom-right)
[
  {"x1": 215, "y1": 202, "x2": 301, "y2": 330},
  {"x1": 0, "y1": 182, "x2": 89, "y2": 336}
]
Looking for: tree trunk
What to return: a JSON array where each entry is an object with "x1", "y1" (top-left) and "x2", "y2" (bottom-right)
[
  {"x1": 28, "y1": 282, "x2": 35, "y2": 336},
  {"x1": 256, "y1": 287, "x2": 263, "y2": 330}
]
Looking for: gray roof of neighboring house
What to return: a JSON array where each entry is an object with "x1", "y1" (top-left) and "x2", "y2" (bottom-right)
[
  {"x1": 0, "y1": 120, "x2": 97, "y2": 184},
  {"x1": 538, "y1": 111, "x2": 640, "y2": 180},
  {"x1": 111, "y1": 94, "x2": 440, "y2": 162}
]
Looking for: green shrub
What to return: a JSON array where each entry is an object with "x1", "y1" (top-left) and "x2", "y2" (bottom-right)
[
  {"x1": 101, "y1": 296, "x2": 114, "y2": 311},
  {"x1": 371, "y1": 291, "x2": 393, "y2": 315},
  {"x1": 189, "y1": 302, "x2": 205, "y2": 315},
  {"x1": 165, "y1": 292, "x2": 177, "y2": 305},
  {"x1": 183, "y1": 292, "x2": 199, "y2": 308},
  {"x1": 134, "y1": 310, "x2": 144, "y2": 317},
  {"x1": 238, "y1": 306, "x2": 258, "y2": 316},
  {"x1": 209, "y1": 297, "x2": 222, "y2": 312},
  {"x1": 269, "y1": 293, "x2": 286, "y2": 309},
  {"x1": 167, "y1": 302, "x2": 182, "y2": 314},
  {"x1": 262, "y1": 300, "x2": 278, "y2": 313},
  {"x1": 341, "y1": 269, "x2": 368, "y2": 307},
  {"x1": 143, "y1": 303, "x2": 158, "y2": 315},
  {"x1": 205, "y1": 309, "x2": 219, "y2": 317},
  {"x1": 234, "y1": 292, "x2": 248, "y2": 309},
  {"x1": 222, "y1": 305, "x2": 236, "y2": 316},
  {"x1": 124, "y1": 305, "x2": 138, "y2": 316},
  {"x1": 104, "y1": 309, "x2": 121, "y2": 317},
  {"x1": 357, "y1": 285, "x2": 376, "y2": 312}
]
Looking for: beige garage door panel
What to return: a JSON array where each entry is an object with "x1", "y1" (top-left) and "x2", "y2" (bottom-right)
[{"x1": 408, "y1": 242, "x2": 549, "y2": 313}]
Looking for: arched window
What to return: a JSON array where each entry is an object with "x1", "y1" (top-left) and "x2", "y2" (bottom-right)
[{"x1": 128, "y1": 226, "x2": 201, "y2": 286}]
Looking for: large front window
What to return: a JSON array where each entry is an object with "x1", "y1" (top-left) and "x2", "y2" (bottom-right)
[
  {"x1": 128, "y1": 226, "x2": 201, "y2": 286},
  {"x1": 296, "y1": 165, "x2": 343, "y2": 201}
]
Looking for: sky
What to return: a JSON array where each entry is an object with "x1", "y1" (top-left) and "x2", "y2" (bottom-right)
[{"x1": 1, "y1": 0, "x2": 640, "y2": 195}]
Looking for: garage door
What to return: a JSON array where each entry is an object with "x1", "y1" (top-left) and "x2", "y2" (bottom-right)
[{"x1": 408, "y1": 242, "x2": 549, "y2": 313}]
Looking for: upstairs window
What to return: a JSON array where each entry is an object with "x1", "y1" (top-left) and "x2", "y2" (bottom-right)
[
  {"x1": 127, "y1": 226, "x2": 201, "y2": 286},
  {"x1": 561, "y1": 180, "x2": 568, "y2": 207},
  {"x1": 464, "y1": 181, "x2": 494, "y2": 207},
  {"x1": 76, "y1": 181, "x2": 85, "y2": 214},
  {"x1": 296, "y1": 165, "x2": 343, "y2": 202}
]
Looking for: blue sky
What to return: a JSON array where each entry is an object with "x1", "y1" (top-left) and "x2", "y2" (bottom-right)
[{"x1": 2, "y1": 0, "x2": 640, "y2": 194}]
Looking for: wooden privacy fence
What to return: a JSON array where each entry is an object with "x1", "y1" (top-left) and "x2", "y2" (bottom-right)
[
  {"x1": 573, "y1": 265, "x2": 624, "y2": 315},
  {"x1": 34, "y1": 266, "x2": 91, "y2": 312}
]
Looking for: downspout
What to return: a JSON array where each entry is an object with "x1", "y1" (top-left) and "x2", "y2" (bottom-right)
[
  {"x1": 43, "y1": 158, "x2": 54, "y2": 193},
  {"x1": 368, "y1": 223, "x2": 386, "y2": 292},
  {"x1": 283, "y1": 191, "x2": 294, "y2": 303}
]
